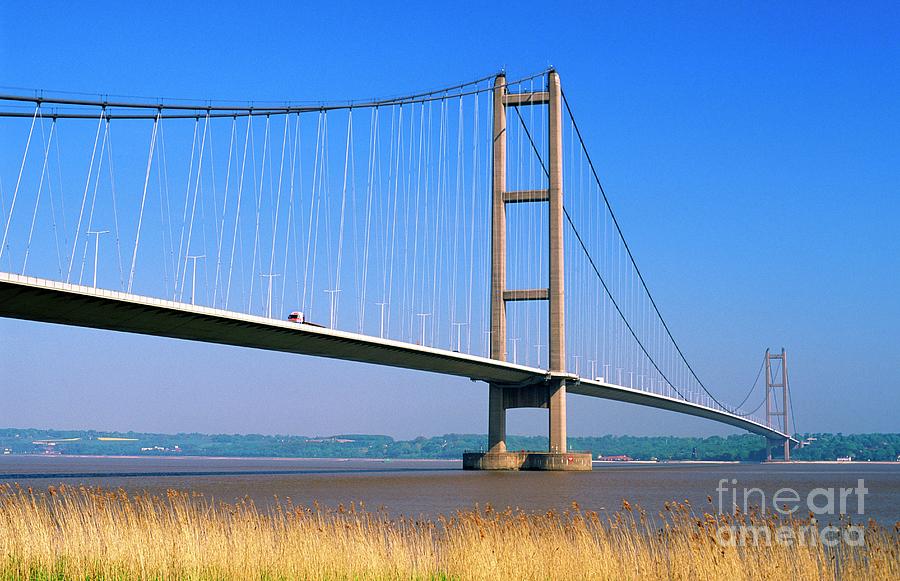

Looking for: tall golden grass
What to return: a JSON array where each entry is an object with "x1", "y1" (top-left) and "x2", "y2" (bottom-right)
[{"x1": 0, "y1": 483, "x2": 897, "y2": 580}]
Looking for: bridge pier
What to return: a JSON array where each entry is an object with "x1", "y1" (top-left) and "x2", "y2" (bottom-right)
[
  {"x1": 765, "y1": 437, "x2": 792, "y2": 462},
  {"x1": 487, "y1": 384, "x2": 507, "y2": 454},
  {"x1": 487, "y1": 380, "x2": 568, "y2": 454},
  {"x1": 465, "y1": 378, "x2": 591, "y2": 471}
]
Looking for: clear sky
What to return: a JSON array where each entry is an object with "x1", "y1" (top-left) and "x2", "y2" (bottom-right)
[{"x1": 1, "y1": 1, "x2": 898, "y2": 438}]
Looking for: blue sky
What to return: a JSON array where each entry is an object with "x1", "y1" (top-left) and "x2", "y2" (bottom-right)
[{"x1": 1, "y1": 1, "x2": 898, "y2": 438}]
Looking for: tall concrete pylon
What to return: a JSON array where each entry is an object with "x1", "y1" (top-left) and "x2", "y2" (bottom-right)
[
  {"x1": 473, "y1": 70, "x2": 588, "y2": 470},
  {"x1": 765, "y1": 348, "x2": 791, "y2": 461}
]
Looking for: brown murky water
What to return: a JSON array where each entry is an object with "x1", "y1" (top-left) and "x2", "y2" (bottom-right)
[{"x1": 2, "y1": 456, "x2": 898, "y2": 523}]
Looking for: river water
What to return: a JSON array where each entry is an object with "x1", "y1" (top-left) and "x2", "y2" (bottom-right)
[{"x1": 2, "y1": 456, "x2": 898, "y2": 524}]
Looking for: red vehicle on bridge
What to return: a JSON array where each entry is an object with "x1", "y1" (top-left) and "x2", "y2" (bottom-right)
[{"x1": 287, "y1": 311, "x2": 324, "y2": 328}]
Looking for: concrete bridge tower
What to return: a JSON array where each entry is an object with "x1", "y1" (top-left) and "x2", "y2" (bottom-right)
[
  {"x1": 464, "y1": 71, "x2": 591, "y2": 471},
  {"x1": 765, "y1": 348, "x2": 793, "y2": 461}
]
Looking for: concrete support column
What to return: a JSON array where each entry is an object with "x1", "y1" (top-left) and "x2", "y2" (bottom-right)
[
  {"x1": 547, "y1": 71, "x2": 565, "y2": 374},
  {"x1": 488, "y1": 383, "x2": 507, "y2": 453},
  {"x1": 782, "y1": 351, "x2": 790, "y2": 461},
  {"x1": 491, "y1": 75, "x2": 507, "y2": 363},
  {"x1": 547, "y1": 71, "x2": 567, "y2": 454},
  {"x1": 549, "y1": 380, "x2": 567, "y2": 453},
  {"x1": 765, "y1": 437, "x2": 791, "y2": 461}
]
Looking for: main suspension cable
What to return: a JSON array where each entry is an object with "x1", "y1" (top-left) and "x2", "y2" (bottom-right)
[
  {"x1": 561, "y1": 89, "x2": 731, "y2": 411},
  {"x1": 0, "y1": 71, "x2": 550, "y2": 120},
  {"x1": 734, "y1": 353, "x2": 766, "y2": 410},
  {"x1": 509, "y1": 102, "x2": 688, "y2": 400}
]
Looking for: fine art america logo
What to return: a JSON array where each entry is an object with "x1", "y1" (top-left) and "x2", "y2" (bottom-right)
[{"x1": 713, "y1": 478, "x2": 868, "y2": 547}]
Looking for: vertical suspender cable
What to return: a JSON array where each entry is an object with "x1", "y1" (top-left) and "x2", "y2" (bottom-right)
[
  {"x1": 281, "y1": 112, "x2": 300, "y2": 311},
  {"x1": 157, "y1": 119, "x2": 177, "y2": 298},
  {"x1": 1, "y1": 105, "x2": 39, "y2": 267},
  {"x1": 309, "y1": 112, "x2": 328, "y2": 320},
  {"x1": 199, "y1": 116, "x2": 217, "y2": 306},
  {"x1": 264, "y1": 115, "x2": 290, "y2": 316},
  {"x1": 178, "y1": 114, "x2": 209, "y2": 301},
  {"x1": 292, "y1": 112, "x2": 304, "y2": 311},
  {"x1": 303, "y1": 112, "x2": 323, "y2": 316},
  {"x1": 213, "y1": 116, "x2": 237, "y2": 306},
  {"x1": 408, "y1": 102, "x2": 425, "y2": 341},
  {"x1": 248, "y1": 114, "x2": 269, "y2": 312},
  {"x1": 78, "y1": 118, "x2": 109, "y2": 285},
  {"x1": 21, "y1": 112, "x2": 54, "y2": 275},
  {"x1": 398, "y1": 106, "x2": 414, "y2": 340},
  {"x1": 386, "y1": 105, "x2": 404, "y2": 337},
  {"x1": 358, "y1": 107, "x2": 377, "y2": 332},
  {"x1": 379, "y1": 106, "x2": 396, "y2": 325},
  {"x1": 102, "y1": 119, "x2": 126, "y2": 289},
  {"x1": 226, "y1": 115, "x2": 252, "y2": 309},
  {"x1": 333, "y1": 109, "x2": 353, "y2": 327},
  {"x1": 174, "y1": 118, "x2": 199, "y2": 298},
  {"x1": 0, "y1": 176, "x2": 7, "y2": 271},
  {"x1": 46, "y1": 118, "x2": 66, "y2": 278},
  {"x1": 430, "y1": 99, "x2": 446, "y2": 347},
  {"x1": 126, "y1": 110, "x2": 160, "y2": 292},
  {"x1": 465, "y1": 91, "x2": 479, "y2": 353}
]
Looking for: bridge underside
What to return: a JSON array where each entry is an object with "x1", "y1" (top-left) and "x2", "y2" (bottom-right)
[
  {"x1": 0, "y1": 273, "x2": 539, "y2": 385},
  {"x1": 0, "y1": 273, "x2": 542, "y2": 383},
  {"x1": 0, "y1": 272, "x2": 796, "y2": 447}
]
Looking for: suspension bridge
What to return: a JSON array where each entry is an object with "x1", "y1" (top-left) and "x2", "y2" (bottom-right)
[{"x1": 0, "y1": 69, "x2": 796, "y2": 470}]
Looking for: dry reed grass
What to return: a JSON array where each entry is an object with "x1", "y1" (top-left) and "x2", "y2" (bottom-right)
[{"x1": 0, "y1": 483, "x2": 897, "y2": 580}]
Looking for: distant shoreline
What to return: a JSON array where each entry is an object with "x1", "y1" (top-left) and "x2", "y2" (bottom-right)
[
  {"x1": 3, "y1": 454, "x2": 898, "y2": 466},
  {"x1": 594, "y1": 459, "x2": 900, "y2": 466},
  {"x1": 0, "y1": 454, "x2": 462, "y2": 462},
  {"x1": 4, "y1": 430, "x2": 899, "y2": 463}
]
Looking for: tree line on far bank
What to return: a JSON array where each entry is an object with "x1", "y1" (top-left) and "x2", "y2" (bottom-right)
[{"x1": 1, "y1": 429, "x2": 898, "y2": 462}]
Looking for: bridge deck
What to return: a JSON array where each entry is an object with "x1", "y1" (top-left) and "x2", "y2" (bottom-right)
[{"x1": 0, "y1": 272, "x2": 794, "y2": 442}]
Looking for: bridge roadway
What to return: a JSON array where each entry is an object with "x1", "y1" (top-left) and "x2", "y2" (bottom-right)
[{"x1": 0, "y1": 272, "x2": 795, "y2": 443}]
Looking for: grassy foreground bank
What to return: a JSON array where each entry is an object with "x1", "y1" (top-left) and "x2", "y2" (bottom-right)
[{"x1": 0, "y1": 484, "x2": 897, "y2": 580}]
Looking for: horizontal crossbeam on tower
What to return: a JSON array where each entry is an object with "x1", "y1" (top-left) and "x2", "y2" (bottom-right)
[
  {"x1": 502, "y1": 288, "x2": 549, "y2": 302},
  {"x1": 503, "y1": 189, "x2": 550, "y2": 203},
  {"x1": 503, "y1": 91, "x2": 550, "y2": 107}
]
